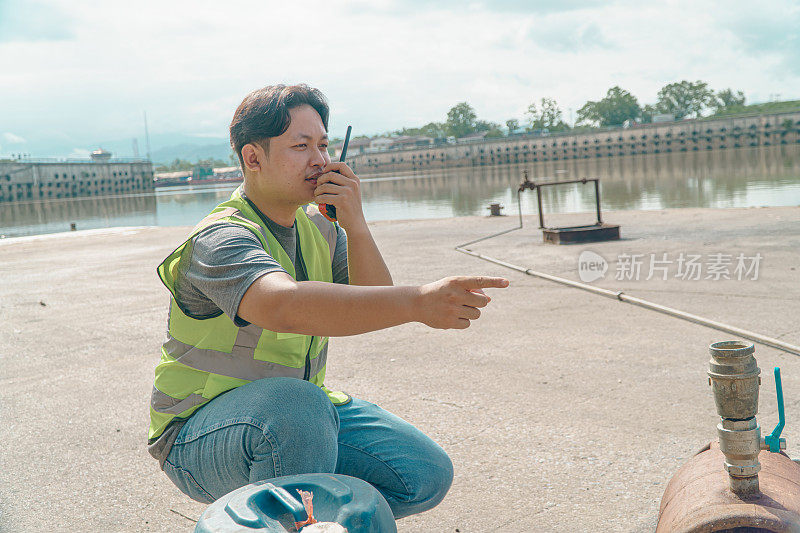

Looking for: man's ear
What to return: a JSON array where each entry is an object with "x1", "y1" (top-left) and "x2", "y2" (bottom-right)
[{"x1": 241, "y1": 143, "x2": 264, "y2": 173}]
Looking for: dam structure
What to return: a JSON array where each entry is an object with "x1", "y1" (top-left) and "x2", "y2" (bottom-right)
[
  {"x1": 0, "y1": 152, "x2": 154, "y2": 202},
  {"x1": 349, "y1": 111, "x2": 800, "y2": 175}
]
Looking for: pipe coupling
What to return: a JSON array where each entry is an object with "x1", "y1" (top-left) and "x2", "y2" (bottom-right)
[
  {"x1": 718, "y1": 418, "x2": 762, "y2": 478},
  {"x1": 708, "y1": 341, "x2": 761, "y2": 420}
]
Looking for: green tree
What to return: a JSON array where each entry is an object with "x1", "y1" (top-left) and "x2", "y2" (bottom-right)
[
  {"x1": 155, "y1": 157, "x2": 232, "y2": 172},
  {"x1": 197, "y1": 158, "x2": 227, "y2": 168},
  {"x1": 506, "y1": 119, "x2": 520, "y2": 134},
  {"x1": 395, "y1": 122, "x2": 447, "y2": 139},
  {"x1": 525, "y1": 102, "x2": 540, "y2": 130},
  {"x1": 640, "y1": 104, "x2": 658, "y2": 123},
  {"x1": 656, "y1": 80, "x2": 715, "y2": 119},
  {"x1": 420, "y1": 122, "x2": 447, "y2": 138},
  {"x1": 474, "y1": 119, "x2": 501, "y2": 132},
  {"x1": 445, "y1": 102, "x2": 478, "y2": 138},
  {"x1": 576, "y1": 86, "x2": 641, "y2": 127},
  {"x1": 473, "y1": 120, "x2": 503, "y2": 138},
  {"x1": 712, "y1": 88, "x2": 746, "y2": 113},
  {"x1": 394, "y1": 127, "x2": 418, "y2": 136},
  {"x1": 155, "y1": 158, "x2": 194, "y2": 172},
  {"x1": 526, "y1": 97, "x2": 569, "y2": 132}
]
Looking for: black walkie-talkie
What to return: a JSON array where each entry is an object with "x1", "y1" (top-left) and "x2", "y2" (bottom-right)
[{"x1": 318, "y1": 125, "x2": 352, "y2": 222}]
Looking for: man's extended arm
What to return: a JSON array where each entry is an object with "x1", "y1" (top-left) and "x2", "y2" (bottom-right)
[
  {"x1": 238, "y1": 272, "x2": 508, "y2": 337},
  {"x1": 238, "y1": 160, "x2": 509, "y2": 335}
]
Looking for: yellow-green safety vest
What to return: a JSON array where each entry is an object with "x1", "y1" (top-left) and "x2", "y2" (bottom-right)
[{"x1": 149, "y1": 186, "x2": 349, "y2": 442}]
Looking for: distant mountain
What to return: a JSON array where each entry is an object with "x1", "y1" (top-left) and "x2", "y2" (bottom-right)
[
  {"x1": 7, "y1": 131, "x2": 233, "y2": 164},
  {"x1": 150, "y1": 142, "x2": 233, "y2": 165}
]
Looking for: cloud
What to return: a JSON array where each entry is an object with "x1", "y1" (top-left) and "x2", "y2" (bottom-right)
[
  {"x1": 67, "y1": 148, "x2": 90, "y2": 158},
  {"x1": 528, "y1": 21, "x2": 615, "y2": 53},
  {"x1": 719, "y1": 2, "x2": 800, "y2": 77},
  {"x1": 0, "y1": 0, "x2": 798, "y2": 158},
  {"x1": 475, "y1": 0, "x2": 606, "y2": 13},
  {"x1": 344, "y1": 0, "x2": 605, "y2": 15},
  {"x1": 2, "y1": 132, "x2": 26, "y2": 143},
  {"x1": 0, "y1": 0, "x2": 75, "y2": 42}
]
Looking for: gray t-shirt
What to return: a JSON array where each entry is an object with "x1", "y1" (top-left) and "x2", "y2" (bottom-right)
[{"x1": 149, "y1": 203, "x2": 349, "y2": 465}]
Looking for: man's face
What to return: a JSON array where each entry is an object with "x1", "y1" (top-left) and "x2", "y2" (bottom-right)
[{"x1": 256, "y1": 104, "x2": 331, "y2": 207}]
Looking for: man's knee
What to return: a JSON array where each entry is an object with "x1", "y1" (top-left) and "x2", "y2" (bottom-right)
[
  {"x1": 236, "y1": 377, "x2": 335, "y2": 423},
  {"x1": 243, "y1": 378, "x2": 340, "y2": 475},
  {"x1": 396, "y1": 446, "x2": 454, "y2": 518},
  {"x1": 417, "y1": 447, "x2": 454, "y2": 507}
]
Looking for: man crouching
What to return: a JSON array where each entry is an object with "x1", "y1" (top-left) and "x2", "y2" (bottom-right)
[{"x1": 148, "y1": 84, "x2": 508, "y2": 519}]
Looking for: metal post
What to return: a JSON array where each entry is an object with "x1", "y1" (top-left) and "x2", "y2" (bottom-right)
[
  {"x1": 536, "y1": 185, "x2": 545, "y2": 229},
  {"x1": 594, "y1": 179, "x2": 603, "y2": 225}
]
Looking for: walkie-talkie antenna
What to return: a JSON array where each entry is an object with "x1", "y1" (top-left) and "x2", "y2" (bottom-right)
[
  {"x1": 339, "y1": 125, "x2": 352, "y2": 162},
  {"x1": 319, "y1": 125, "x2": 352, "y2": 222}
]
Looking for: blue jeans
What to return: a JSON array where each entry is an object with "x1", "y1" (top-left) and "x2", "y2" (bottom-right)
[{"x1": 163, "y1": 377, "x2": 453, "y2": 519}]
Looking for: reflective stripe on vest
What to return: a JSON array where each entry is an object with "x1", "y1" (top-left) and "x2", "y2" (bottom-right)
[
  {"x1": 162, "y1": 332, "x2": 328, "y2": 382},
  {"x1": 151, "y1": 387, "x2": 206, "y2": 415},
  {"x1": 149, "y1": 187, "x2": 349, "y2": 442}
]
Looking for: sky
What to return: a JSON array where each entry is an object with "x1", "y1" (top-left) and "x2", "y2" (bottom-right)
[{"x1": 0, "y1": 0, "x2": 798, "y2": 158}]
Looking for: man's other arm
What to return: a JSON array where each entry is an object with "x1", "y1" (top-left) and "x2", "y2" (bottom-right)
[
  {"x1": 343, "y1": 222, "x2": 392, "y2": 286},
  {"x1": 313, "y1": 161, "x2": 391, "y2": 286}
]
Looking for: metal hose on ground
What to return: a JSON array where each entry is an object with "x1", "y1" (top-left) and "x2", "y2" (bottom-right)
[{"x1": 454, "y1": 189, "x2": 800, "y2": 357}]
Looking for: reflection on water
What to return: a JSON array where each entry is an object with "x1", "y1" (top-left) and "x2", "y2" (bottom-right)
[
  {"x1": 1, "y1": 145, "x2": 799, "y2": 238},
  {"x1": 0, "y1": 193, "x2": 159, "y2": 238},
  {"x1": 360, "y1": 144, "x2": 800, "y2": 220}
]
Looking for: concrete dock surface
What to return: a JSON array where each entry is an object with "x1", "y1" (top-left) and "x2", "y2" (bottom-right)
[{"x1": 2, "y1": 206, "x2": 799, "y2": 532}]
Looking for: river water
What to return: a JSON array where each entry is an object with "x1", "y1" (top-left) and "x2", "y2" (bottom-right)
[{"x1": 2, "y1": 145, "x2": 799, "y2": 238}]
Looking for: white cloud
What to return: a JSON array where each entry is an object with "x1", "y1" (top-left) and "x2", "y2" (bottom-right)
[
  {"x1": 68, "y1": 148, "x2": 91, "y2": 158},
  {"x1": 0, "y1": 0, "x2": 797, "y2": 156},
  {"x1": 0, "y1": 0, "x2": 75, "y2": 42},
  {"x1": 2, "y1": 132, "x2": 27, "y2": 143}
]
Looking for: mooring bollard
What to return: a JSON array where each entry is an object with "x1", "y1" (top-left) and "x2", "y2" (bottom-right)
[{"x1": 487, "y1": 203, "x2": 503, "y2": 216}]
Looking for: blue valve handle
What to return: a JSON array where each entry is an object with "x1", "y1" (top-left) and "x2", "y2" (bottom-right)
[{"x1": 765, "y1": 366, "x2": 786, "y2": 453}]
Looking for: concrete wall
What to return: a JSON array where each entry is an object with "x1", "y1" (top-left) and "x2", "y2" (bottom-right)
[
  {"x1": 349, "y1": 111, "x2": 800, "y2": 175},
  {"x1": 0, "y1": 160, "x2": 154, "y2": 202}
]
